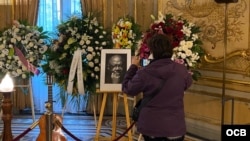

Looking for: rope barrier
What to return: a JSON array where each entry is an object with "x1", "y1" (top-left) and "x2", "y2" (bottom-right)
[
  {"x1": 12, "y1": 115, "x2": 135, "y2": 141},
  {"x1": 112, "y1": 121, "x2": 136, "y2": 141},
  {"x1": 12, "y1": 120, "x2": 39, "y2": 141},
  {"x1": 55, "y1": 119, "x2": 82, "y2": 141}
]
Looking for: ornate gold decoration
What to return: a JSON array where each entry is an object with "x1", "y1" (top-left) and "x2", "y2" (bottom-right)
[
  {"x1": 204, "y1": 50, "x2": 247, "y2": 63},
  {"x1": 169, "y1": 0, "x2": 218, "y2": 17}
]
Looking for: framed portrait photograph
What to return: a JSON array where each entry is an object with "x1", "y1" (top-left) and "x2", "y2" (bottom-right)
[{"x1": 100, "y1": 49, "x2": 131, "y2": 92}]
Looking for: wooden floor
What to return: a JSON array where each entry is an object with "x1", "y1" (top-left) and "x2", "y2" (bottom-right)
[{"x1": 0, "y1": 113, "x2": 205, "y2": 141}]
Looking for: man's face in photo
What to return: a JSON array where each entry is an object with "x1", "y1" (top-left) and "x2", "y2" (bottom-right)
[{"x1": 109, "y1": 55, "x2": 123, "y2": 83}]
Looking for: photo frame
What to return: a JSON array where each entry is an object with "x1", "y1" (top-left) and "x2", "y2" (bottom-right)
[{"x1": 100, "y1": 49, "x2": 131, "y2": 92}]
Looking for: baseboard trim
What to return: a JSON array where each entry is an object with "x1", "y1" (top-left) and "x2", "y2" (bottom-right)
[{"x1": 186, "y1": 118, "x2": 221, "y2": 141}]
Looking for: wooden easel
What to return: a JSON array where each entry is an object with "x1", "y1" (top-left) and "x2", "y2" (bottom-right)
[{"x1": 95, "y1": 89, "x2": 133, "y2": 141}]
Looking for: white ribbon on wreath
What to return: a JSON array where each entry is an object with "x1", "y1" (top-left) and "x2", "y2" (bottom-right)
[{"x1": 67, "y1": 49, "x2": 85, "y2": 95}]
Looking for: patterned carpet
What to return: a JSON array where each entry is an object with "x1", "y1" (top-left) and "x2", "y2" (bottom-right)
[{"x1": 0, "y1": 114, "x2": 204, "y2": 141}]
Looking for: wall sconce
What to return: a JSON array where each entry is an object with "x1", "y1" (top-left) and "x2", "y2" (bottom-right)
[{"x1": 0, "y1": 73, "x2": 14, "y2": 141}]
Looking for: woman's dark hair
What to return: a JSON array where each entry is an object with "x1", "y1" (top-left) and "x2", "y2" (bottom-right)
[{"x1": 147, "y1": 34, "x2": 173, "y2": 59}]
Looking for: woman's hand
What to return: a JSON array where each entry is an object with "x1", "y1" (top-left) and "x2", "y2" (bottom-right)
[{"x1": 131, "y1": 56, "x2": 140, "y2": 67}]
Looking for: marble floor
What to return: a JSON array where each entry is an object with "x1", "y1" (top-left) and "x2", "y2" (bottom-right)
[{"x1": 0, "y1": 113, "x2": 205, "y2": 141}]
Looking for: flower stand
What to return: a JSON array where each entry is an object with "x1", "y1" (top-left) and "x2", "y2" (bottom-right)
[{"x1": 14, "y1": 78, "x2": 35, "y2": 122}]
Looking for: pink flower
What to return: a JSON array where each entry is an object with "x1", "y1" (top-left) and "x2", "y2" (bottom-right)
[{"x1": 174, "y1": 59, "x2": 185, "y2": 64}]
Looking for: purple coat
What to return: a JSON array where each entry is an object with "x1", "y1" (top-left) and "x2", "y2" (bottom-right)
[{"x1": 122, "y1": 58, "x2": 192, "y2": 137}]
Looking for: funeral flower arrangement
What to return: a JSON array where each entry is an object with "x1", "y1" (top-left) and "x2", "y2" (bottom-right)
[
  {"x1": 0, "y1": 20, "x2": 49, "y2": 79},
  {"x1": 138, "y1": 12, "x2": 204, "y2": 80},
  {"x1": 42, "y1": 14, "x2": 111, "y2": 95},
  {"x1": 112, "y1": 15, "x2": 141, "y2": 55}
]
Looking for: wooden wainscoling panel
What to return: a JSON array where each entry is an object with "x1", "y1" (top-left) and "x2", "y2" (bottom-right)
[
  {"x1": 135, "y1": 0, "x2": 158, "y2": 32},
  {"x1": 102, "y1": 0, "x2": 157, "y2": 31},
  {"x1": 103, "y1": 0, "x2": 133, "y2": 30},
  {"x1": 185, "y1": 69, "x2": 250, "y2": 125},
  {"x1": 185, "y1": 91, "x2": 250, "y2": 125},
  {"x1": 0, "y1": 5, "x2": 12, "y2": 30}
]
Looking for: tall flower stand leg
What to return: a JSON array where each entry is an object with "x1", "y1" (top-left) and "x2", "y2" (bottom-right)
[
  {"x1": 29, "y1": 78, "x2": 36, "y2": 122},
  {"x1": 15, "y1": 78, "x2": 35, "y2": 122},
  {"x1": 92, "y1": 98, "x2": 97, "y2": 127}
]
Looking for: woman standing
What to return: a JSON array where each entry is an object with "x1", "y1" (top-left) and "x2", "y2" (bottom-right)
[{"x1": 122, "y1": 34, "x2": 193, "y2": 141}]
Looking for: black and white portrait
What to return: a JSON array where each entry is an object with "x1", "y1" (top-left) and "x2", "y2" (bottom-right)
[
  {"x1": 100, "y1": 49, "x2": 131, "y2": 91},
  {"x1": 105, "y1": 54, "x2": 127, "y2": 84}
]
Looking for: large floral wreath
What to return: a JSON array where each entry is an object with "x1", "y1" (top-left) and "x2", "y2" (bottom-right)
[
  {"x1": 138, "y1": 12, "x2": 204, "y2": 80},
  {"x1": 42, "y1": 14, "x2": 111, "y2": 95},
  {"x1": 0, "y1": 20, "x2": 49, "y2": 79},
  {"x1": 112, "y1": 15, "x2": 141, "y2": 54}
]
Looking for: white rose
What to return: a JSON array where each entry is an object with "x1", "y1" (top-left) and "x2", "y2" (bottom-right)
[
  {"x1": 95, "y1": 29, "x2": 99, "y2": 33},
  {"x1": 86, "y1": 40, "x2": 91, "y2": 45},
  {"x1": 92, "y1": 52, "x2": 96, "y2": 57},
  {"x1": 181, "y1": 53, "x2": 186, "y2": 59},
  {"x1": 81, "y1": 34, "x2": 89, "y2": 41},
  {"x1": 29, "y1": 57, "x2": 34, "y2": 62},
  {"x1": 186, "y1": 41, "x2": 193, "y2": 49},
  {"x1": 81, "y1": 49, "x2": 87, "y2": 54},
  {"x1": 185, "y1": 49, "x2": 192, "y2": 56},
  {"x1": 14, "y1": 28, "x2": 20, "y2": 33},
  {"x1": 79, "y1": 40, "x2": 85, "y2": 45},
  {"x1": 88, "y1": 61, "x2": 94, "y2": 67},
  {"x1": 17, "y1": 69, "x2": 22, "y2": 74},
  {"x1": 87, "y1": 47, "x2": 94, "y2": 52},
  {"x1": 11, "y1": 38, "x2": 17, "y2": 44},
  {"x1": 94, "y1": 59, "x2": 99, "y2": 63},
  {"x1": 16, "y1": 36, "x2": 22, "y2": 41},
  {"x1": 9, "y1": 44, "x2": 13, "y2": 48},
  {"x1": 22, "y1": 73, "x2": 27, "y2": 79},
  {"x1": 64, "y1": 44, "x2": 69, "y2": 50},
  {"x1": 0, "y1": 44, "x2": 4, "y2": 50},
  {"x1": 86, "y1": 54, "x2": 93, "y2": 61},
  {"x1": 94, "y1": 66, "x2": 100, "y2": 72},
  {"x1": 38, "y1": 39, "x2": 44, "y2": 43},
  {"x1": 22, "y1": 65, "x2": 28, "y2": 71},
  {"x1": 23, "y1": 40, "x2": 28, "y2": 45},
  {"x1": 101, "y1": 42, "x2": 106, "y2": 46},
  {"x1": 74, "y1": 33, "x2": 80, "y2": 39}
]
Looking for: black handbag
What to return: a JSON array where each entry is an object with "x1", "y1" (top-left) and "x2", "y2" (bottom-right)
[
  {"x1": 132, "y1": 99, "x2": 142, "y2": 121},
  {"x1": 132, "y1": 76, "x2": 166, "y2": 121}
]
